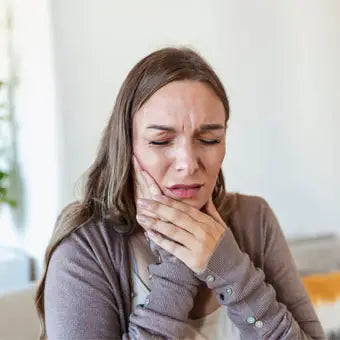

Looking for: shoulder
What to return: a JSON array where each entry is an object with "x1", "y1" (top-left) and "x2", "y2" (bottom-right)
[
  {"x1": 231, "y1": 192, "x2": 273, "y2": 224},
  {"x1": 228, "y1": 192, "x2": 280, "y2": 262},
  {"x1": 48, "y1": 205, "x2": 129, "y2": 275},
  {"x1": 44, "y1": 206, "x2": 130, "y2": 339}
]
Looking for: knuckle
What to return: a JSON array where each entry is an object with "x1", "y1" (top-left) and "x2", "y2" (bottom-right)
[
  {"x1": 168, "y1": 223, "x2": 178, "y2": 235},
  {"x1": 149, "y1": 218, "x2": 158, "y2": 229}
]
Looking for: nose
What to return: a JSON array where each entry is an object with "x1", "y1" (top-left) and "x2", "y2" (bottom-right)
[{"x1": 174, "y1": 142, "x2": 200, "y2": 175}]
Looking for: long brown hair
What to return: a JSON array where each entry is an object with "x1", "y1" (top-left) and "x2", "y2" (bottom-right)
[{"x1": 34, "y1": 46, "x2": 238, "y2": 338}]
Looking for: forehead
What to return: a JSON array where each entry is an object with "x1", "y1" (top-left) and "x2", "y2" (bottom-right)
[{"x1": 133, "y1": 80, "x2": 225, "y2": 128}]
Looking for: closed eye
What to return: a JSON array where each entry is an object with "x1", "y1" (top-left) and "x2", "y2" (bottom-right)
[{"x1": 149, "y1": 139, "x2": 220, "y2": 146}]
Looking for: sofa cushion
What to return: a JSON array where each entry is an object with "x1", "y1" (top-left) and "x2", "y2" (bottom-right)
[{"x1": 0, "y1": 282, "x2": 40, "y2": 340}]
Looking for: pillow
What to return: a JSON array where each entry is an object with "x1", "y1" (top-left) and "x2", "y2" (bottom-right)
[{"x1": 301, "y1": 272, "x2": 340, "y2": 338}]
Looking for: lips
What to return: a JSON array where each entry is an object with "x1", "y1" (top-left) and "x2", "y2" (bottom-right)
[
  {"x1": 167, "y1": 184, "x2": 203, "y2": 189},
  {"x1": 166, "y1": 184, "x2": 203, "y2": 199}
]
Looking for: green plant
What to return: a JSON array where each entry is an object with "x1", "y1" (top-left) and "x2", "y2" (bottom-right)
[
  {"x1": 0, "y1": 79, "x2": 17, "y2": 208},
  {"x1": 0, "y1": 170, "x2": 16, "y2": 207}
]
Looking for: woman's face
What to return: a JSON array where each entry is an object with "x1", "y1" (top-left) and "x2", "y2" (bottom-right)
[{"x1": 132, "y1": 80, "x2": 226, "y2": 210}]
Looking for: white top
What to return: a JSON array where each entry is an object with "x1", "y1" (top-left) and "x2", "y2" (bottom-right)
[{"x1": 129, "y1": 249, "x2": 241, "y2": 339}]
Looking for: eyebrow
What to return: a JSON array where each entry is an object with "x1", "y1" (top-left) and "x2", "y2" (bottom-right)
[{"x1": 146, "y1": 124, "x2": 225, "y2": 132}]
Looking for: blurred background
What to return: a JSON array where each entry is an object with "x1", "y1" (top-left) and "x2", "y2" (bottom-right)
[{"x1": 0, "y1": 0, "x2": 339, "y2": 339}]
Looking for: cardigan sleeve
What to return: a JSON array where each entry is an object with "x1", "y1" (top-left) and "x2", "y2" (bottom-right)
[
  {"x1": 44, "y1": 234, "x2": 124, "y2": 340},
  {"x1": 127, "y1": 258, "x2": 201, "y2": 339},
  {"x1": 194, "y1": 198, "x2": 326, "y2": 339},
  {"x1": 44, "y1": 228, "x2": 201, "y2": 340},
  {"x1": 127, "y1": 231, "x2": 203, "y2": 338}
]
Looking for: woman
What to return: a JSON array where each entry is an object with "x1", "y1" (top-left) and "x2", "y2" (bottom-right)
[{"x1": 35, "y1": 47, "x2": 325, "y2": 339}]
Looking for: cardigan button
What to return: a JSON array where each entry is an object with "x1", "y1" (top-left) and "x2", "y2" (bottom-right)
[
  {"x1": 255, "y1": 320, "x2": 263, "y2": 328},
  {"x1": 226, "y1": 287, "x2": 233, "y2": 296},
  {"x1": 207, "y1": 275, "x2": 215, "y2": 282},
  {"x1": 247, "y1": 316, "x2": 256, "y2": 324}
]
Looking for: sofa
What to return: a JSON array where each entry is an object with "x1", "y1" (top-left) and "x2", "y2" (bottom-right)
[{"x1": 0, "y1": 282, "x2": 40, "y2": 340}]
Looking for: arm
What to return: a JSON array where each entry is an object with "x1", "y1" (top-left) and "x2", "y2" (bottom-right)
[
  {"x1": 44, "y1": 231, "x2": 200, "y2": 340},
  {"x1": 195, "y1": 199, "x2": 326, "y2": 339},
  {"x1": 127, "y1": 258, "x2": 200, "y2": 339}
]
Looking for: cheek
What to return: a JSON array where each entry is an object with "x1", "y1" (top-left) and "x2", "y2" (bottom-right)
[
  {"x1": 134, "y1": 146, "x2": 168, "y2": 183},
  {"x1": 204, "y1": 146, "x2": 225, "y2": 171}
]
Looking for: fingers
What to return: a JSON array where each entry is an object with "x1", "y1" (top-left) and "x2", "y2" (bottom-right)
[
  {"x1": 138, "y1": 199, "x2": 200, "y2": 236},
  {"x1": 133, "y1": 155, "x2": 163, "y2": 197},
  {"x1": 142, "y1": 170, "x2": 162, "y2": 197},
  {"x1": 133, "y1": 155, "x2": 159, "y2": 219},
  {"x1": 136, "y1": 214, "x2": 195, "y2": 249},
  {"x1": 152, "y1": 195, "x2": 209, "y2": 225},
  {"x1": 146, "y1": 229, "x2": 197, "y2": 271},
  {"x1": 202, "y1": 196, "x2": 227, "y2": 229},
  {"x1": 133, "y1": 155, "x2": 150, "y2": 199},
  {"x1": 136, "y1": 213, "x2": 199, "y2": 269}
]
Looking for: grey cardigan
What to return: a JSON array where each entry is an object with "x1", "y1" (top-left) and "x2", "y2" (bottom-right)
[{"x1": 44, "y1": 193, "x2": 326, "y2": 339}]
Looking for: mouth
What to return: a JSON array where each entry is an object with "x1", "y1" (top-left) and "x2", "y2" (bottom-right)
[{"x1": 165, "y1": 184, "x2": 203, "y2": 199}]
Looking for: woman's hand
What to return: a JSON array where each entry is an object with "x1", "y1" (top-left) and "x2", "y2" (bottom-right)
[
  {"x1": 133, "y1": 154, "x2": 182, "y2": 263},
  {"x1": 132, "y1": 155, "x2": 228, "y2": 274},
  {"x1": 133, "y1": 155, "x2": 163, "y2": 219}
]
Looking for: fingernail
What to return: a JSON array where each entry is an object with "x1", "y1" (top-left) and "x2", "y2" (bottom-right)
[
  {"x1": 147, "y1": 230, "x2": 157, "y2": 238},
  {"x1": 136, "y1": 214, "x2": 148, "y2": 223},
  {"x1": 144, "y1": 231, "x2": 150, "y2": 242}
]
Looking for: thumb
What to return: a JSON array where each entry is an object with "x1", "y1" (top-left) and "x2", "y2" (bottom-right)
[{"x1": 202, "y1": 196, "x2": 226, "y2": 227}]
